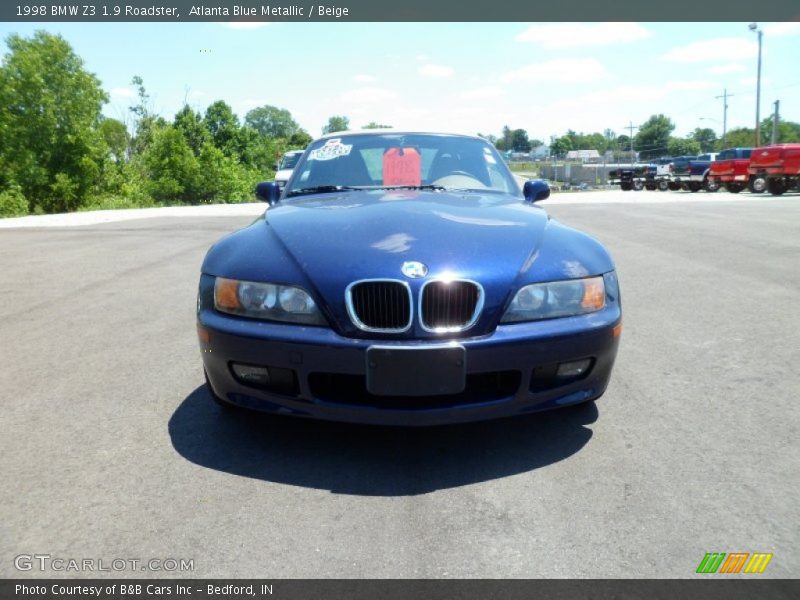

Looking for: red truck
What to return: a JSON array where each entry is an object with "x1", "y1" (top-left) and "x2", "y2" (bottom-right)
[
  {"x1": 748, "y1": 144, "x2": 800, "y2": 196},
  {"x1": 707, "y1": 148, "x2": 766, "y2": 194}
]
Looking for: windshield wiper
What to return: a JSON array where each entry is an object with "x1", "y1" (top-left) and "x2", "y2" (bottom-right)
[
  {"x1": 369, "y1": 184, "x2": 447, "y2": 191},
  {"x1": 285, "y1": 185, "x2": 365, "y2": 198}
]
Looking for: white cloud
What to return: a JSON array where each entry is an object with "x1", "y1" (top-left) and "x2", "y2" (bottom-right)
[
  {"x1": 418, "y1": 63, "x2": 454, "y2": 78},
  {"x1": 554, "y1": 80, "x2": 714, "y2": 107},
  {"x1": 662, "y1": 38, "x2": 757, "y2": 63},
  {"x1": 110, "y1": 87, "x2": 134, "y2": 98},
  {"x1": 460, "y1": 86, "x2": 505, "y2": 99},
  {"x1": 340, "y1": 87, "x2": 397, "y2": 104},
  {"x1": 224, "y1": 22, "x2": 269, "y2": 30},
  {"x1": 353, "y1": 74, "x2": 376, "y2": 82},
  {"x1": 707, "y1": 63, "x2": 747, "y2": 75},
  {"x1": 763, "y1": 22, "x2": 800, "y2": 37},
  {"x1": 514, "y1": 22, "x2": 651, "y2": 48},
  {"x1": 416, "y1": 54, "x2": 430, "y2": 62},
  {"x1": 501, "y1": 58, "x2": 607, "y2": 83}
]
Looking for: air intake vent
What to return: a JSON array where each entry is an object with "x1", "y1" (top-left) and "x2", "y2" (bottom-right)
[
  {"x1": 420, "y1": 280, "x2": 482, "y2": 332},
  {"x1": 347, "y1": 280, "x2": 412, "y2": 332}
]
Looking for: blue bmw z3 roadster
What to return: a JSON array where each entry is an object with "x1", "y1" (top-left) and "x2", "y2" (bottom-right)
[{"x1": 197, "y1": 131, "x2": 621, "y2": 425}]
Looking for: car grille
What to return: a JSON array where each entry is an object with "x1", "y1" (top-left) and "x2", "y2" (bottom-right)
[
  {"x1": 347, "y1": 280, "x2": 412, "y2": 332},
  {"x1": 420, "y1": 280, "x2": 482, "y2": 332}
]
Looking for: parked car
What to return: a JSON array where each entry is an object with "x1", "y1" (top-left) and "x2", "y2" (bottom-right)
[
  {"x1": 708, "y1": 148, "x2": 765, "y2": 194},
  {"x1": 273, "y1": 149, "x2": 304, "y2": 189},
  {"x1": 667, "y1": 155, "x2": 698, "y2": 190},
  {"x1": 747, "y1": 144, "x2": 800, "y2": 196},
  {"x1": 196, "y1": 131, "x2": 622, "y2": 425},
  {"x1": 686, "y1": 153, "x2": 720, "y2": 192}
]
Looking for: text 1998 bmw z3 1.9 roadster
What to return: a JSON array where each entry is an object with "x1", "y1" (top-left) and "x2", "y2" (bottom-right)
[{"x1": 197, "y1": 131, "x2": 621, "y2": 425}]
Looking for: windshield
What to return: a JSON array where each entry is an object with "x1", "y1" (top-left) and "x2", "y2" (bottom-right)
[
  {"x1": 284, "y1": 133, "x2": 519, "y2": 198},
  {"x1": 279, "y1": 152, "x2": 302, "y2": 170}
]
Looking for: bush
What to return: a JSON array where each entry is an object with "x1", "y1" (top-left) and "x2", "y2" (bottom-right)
[
  {"x1": 0, "y1": 187, "x2": 29, "y2": 217},
  {"x1": 80, "y1": 193, "x2": 154, "y2": 211}
]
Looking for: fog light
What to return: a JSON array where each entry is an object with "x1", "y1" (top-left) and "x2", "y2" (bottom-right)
[
  {"x1": 556, "y1": 359, "x2": 592, "y2": 379},
  {"x1": 231, "y1": 363, "x2": 271, "y2": 386}
]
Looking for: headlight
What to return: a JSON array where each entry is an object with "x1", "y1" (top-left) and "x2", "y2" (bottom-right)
[
  {"x1": 501, "y1": 276, "x2": 606, "y2": 323},
  {"x1": 214, "y1": 277, "x2": 326, "y2": 325}
]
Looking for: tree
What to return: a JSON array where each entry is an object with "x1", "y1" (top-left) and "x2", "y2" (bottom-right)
[
  {"x1": 244, "y1": 105, "x2": 299, "y2": 139},
  {"x1": 128, "y1": 75, "x2": 163, "y2": 156},
  {"x1": 141, "y1": 126, "x2": 200, "y2": 202},
  {"x1": 509, "y1": 129, "x2": 531, "y2": 152},
  {"x1": 362, "y1": 122, "x2": 392, "y2": 129},
  {"x1": 690, "y1": 128, "x2": 718, "y2": 153},
  {"x1": 759, "y1": 117, "x2": 800, "y2": 145},
  {"x1": 550, "y1": 136, "x2": 572, "y2": 158},
  {"x1": 204, "y1": 100, "x2": 240, "y2": 155},
  {"x1": 174, "y1": 105, "x2": 210, "y2": 156},
  {"x1": 667, "y1": 137, "x2": 701, "y2": 156},
  {"x1": 99, "y1": 118, "x2": 130, "y2": 163},
  {"x1": 723, "y1": 127, "x2": 756, "y2": 148},
  {"x1": 0, "y1": 31, "x2": 108, "y2": 212},
  {"x1": 635, "y1": 114, "x2": 675, "y2": 160},
  {"x1": 288, "y1": 130, "x2": 313, "y2": 149},
  {"x1": 495, "y1": 126, "x2": 514, "y2": 151},
  {"x1": 322, "y1": 115, "x2": 350, "y2": 134}
]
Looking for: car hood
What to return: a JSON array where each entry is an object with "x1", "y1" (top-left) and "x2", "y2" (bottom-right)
[
  {"x1": 203, "y1": 189, "x2": 614, "y2": 337},
  {"x1": 266, "y1": 190, "x2": 548, "y2": 287}
]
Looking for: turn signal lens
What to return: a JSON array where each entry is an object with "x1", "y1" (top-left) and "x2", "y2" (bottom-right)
[
  {"x1": 214, "y1": 277, "x2": 241, "y2": 310},
  {"x1": 581, "y1": 278, "x2": 605, "y2": 310}
]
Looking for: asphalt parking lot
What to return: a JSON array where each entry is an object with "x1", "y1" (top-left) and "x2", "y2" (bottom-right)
[{"x1": 1, "y1": 189, "x2": 798, "y2": 578}]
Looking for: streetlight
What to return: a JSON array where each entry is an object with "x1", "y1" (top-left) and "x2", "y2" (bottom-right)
[
  {"x1": 699, "y1": 117, "x2": 722, "y2": 150},
  {"x1": 749, "y1": 23, "x2": 763, "y2": 146}
]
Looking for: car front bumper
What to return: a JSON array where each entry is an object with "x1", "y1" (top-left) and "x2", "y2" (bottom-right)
[{"x1": 197, "y1": 289, "x2": 622, "y2": 426}]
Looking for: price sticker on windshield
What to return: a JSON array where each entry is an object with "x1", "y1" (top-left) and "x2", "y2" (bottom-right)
[{"x1": 383, "y1": 147, "x2": 421, "y2": 186}]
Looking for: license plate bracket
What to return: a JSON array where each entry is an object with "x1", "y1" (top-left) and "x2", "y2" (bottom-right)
[{"x1": 365, "y1": 345, "x2": 466, "y2": 397}]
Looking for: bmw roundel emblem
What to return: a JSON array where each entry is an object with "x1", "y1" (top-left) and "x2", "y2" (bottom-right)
[{"x1": 401, "y1": 261, "x2": 428, "y2": 278}]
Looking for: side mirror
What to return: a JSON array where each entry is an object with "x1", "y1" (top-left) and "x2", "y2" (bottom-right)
[
  {"x1": 523, "y1": 179, "x2": 550, "y2": 202},
  {"x1": 273, "y1": 163, "x2": 280, "y2": 170},
  {"x1": 255, "y1": 181, "x2": 282, "y2": 205}
]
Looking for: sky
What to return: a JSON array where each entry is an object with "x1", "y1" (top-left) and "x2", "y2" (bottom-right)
[{"x1": 1, "y1": 21, "x2": 799, "y2": 143}]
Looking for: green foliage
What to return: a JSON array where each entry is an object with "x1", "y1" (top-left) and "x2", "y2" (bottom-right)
[
  {"x1": 204, "y1": 100, "x2": 240, "y2": 155},
  {"x1": 667, "y1": 137, "x2": 701, "y2": 156},
  {"x1": 245, "y1": 105, "x2": 299, "y2": 138},
  {"x1": 195, "y1": 143, "x2": 257, "y2": 204},
  {"x1": 322, "y1": 115, "x2": 350, "y2": 134},
  {"x1": 141, "y1": 126, "x2": 200, "y2": 202},
  {"x1": 723, "y1": 127, "x2": 756, "y2": 148},
  {"x1": 362, "y1": 122, "x2": 392, "y2": 129},
  {"x1": 174, "y1": 105, "x2": 210, "y2": 155},
  {"x1": 0, "y1": 186, "x2": 29, "y2": 217},
  {"x1": 550, "y1": 136, "x2": 572, "y2": 157},
  {"x1": 635, "y1": 114, "x2": 675, "y2": 159},
  {"x1": 288, "y1": 130, "x2": 313, "y2": 149},
  {"x1": 0, "y1": 31, "x2": 108, "y2": 212},
  {"x1": 511, "y1": 129, "x2": 532, "y2": 152},
  {"x1": 99, "y1": 118, "x2": 130, "y2": 162},
  {"x1": 759, "y1": 117, "x2": 800, "y2": 145},
  {"x1": 690, "y1": 127, "x2": 717, "y2": 153}
]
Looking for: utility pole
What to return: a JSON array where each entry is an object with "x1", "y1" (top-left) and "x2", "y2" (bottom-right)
[
  {"x1": 715, "y1": 88, "x2": 732, "y2": 147},
  {"x1": 626, "y1": 121, "x2": 638, "y2": 163},
  {"x1": 771, "y1": 100, "x2": 780, "y2": 144},
  {"x1": 749, "y1": 23, "x2": 763, "y2": 146}
]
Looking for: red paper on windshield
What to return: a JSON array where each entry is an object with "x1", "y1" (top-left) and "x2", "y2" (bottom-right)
[{"x1": 383, "y1": 147, "x2": 421, "y2": 186}]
